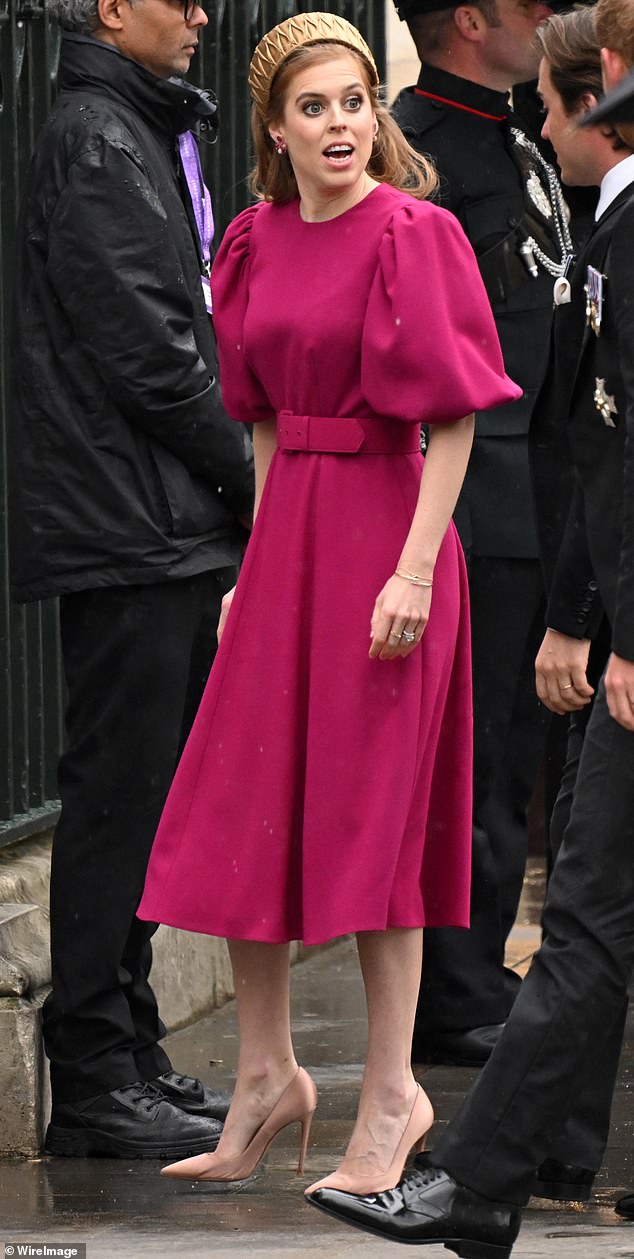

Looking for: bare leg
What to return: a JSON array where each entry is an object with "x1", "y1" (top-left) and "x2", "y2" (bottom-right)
[
  {"x1": 214, "y1": 939, "x2": 297, "y2": 1158},
  {"x1": 325, "y1": 927, "x2": 432, "y2": 1184}
]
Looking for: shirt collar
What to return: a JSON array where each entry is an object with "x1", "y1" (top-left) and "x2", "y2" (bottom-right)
[{"x1": 595, "y1": 152, "x2": 634, "y2": 220}]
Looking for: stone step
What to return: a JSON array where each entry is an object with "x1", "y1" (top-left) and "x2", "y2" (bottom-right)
[
  {"x1": 0, "y1": 902, "x2": 50, "y2": 997},
  {"x1": 0, "y1": 989, "x2": 49, "y2": 1156}
]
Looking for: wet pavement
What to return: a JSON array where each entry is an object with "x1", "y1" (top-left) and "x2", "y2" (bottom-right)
[{"x1": 2, "y1": 862, "x2": 634, "y2": 1258}]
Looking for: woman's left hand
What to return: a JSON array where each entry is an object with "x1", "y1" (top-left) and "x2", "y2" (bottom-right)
[{"x1": 369, "y1": 574, "x2": 431, "y2": 660}]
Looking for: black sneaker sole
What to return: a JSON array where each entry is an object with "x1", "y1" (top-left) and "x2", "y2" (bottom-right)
[{"x1": 45, "y1": 1125, "x2": 221, "y2": 1160}]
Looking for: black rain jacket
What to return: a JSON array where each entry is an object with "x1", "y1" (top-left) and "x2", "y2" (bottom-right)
[{"x1": 10, "y1": 34, "x2": 254, "y2": 603}]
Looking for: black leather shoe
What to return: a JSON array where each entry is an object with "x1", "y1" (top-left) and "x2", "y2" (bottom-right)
[
  {"x1": 615, "y1": 1192, "x2": 634, "y2": 1218},
  {"x1": 412, "y1": 1023, "x2": 505, "y2": 1066},
  {"x1": 533, "y1": 1158, "x2": 594, "y2": 1202},
  {"x1": 306, "y1": 1166, "x2": 521, "y2": 1257},
  {"x1": 152, "y1": 1070, "x2": 231, "y2": 1120},
  {"x1": 45, "y1": 1081, "x2": 223, "y2": 1158},
  {"x1": 417, "y1": 1148, "x2": 595, "y2": 1204}
]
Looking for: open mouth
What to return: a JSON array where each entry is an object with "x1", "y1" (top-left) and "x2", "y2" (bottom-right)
[{"x1": 323, "y1": 144, "x2": 354, "y2": 164}]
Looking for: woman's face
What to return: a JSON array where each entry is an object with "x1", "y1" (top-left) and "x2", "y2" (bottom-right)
[{"x1": 271, "y1": 53, "x2": 376, "y2": 207}]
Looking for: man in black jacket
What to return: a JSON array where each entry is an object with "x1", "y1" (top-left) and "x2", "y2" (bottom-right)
[
  {"x1": 305, "y1": 12, "x2": 634, "y2": 1253},
  {"x1": 10, "y1": 0, "x2": 254, "y2": 1158},
  {"x1": 392, "y1": 0, "x2": 565, "y2": 1069}
]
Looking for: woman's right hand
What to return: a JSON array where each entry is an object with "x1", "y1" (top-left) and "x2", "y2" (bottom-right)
[
  {"x1": 217, "y1": 585, "x2": 237, "y2": 643},
  {"x1": 369, "y1": 573, "x2": 431, "y2": 660}
]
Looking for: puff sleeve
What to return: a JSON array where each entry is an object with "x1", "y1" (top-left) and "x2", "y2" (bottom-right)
[
  {"x1": 211, "y1": 204, "x2": 274, "y2": 424},
  {"x1": 361, "y1": 201, "x2": 523, "y2": 424}
]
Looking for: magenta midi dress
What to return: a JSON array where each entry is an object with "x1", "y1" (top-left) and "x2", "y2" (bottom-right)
[{"x1": 138, "y1": 183, "x2": 522, "y2": 946}]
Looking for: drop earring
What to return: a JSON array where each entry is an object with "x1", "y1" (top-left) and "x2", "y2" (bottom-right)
[{"x1": 273, "y1": 135, "x2": 287, "y2": 156}]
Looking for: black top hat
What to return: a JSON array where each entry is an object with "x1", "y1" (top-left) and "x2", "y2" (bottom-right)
[{"x1": 582, "y1": 67, "x2": 634, "y2": 126}]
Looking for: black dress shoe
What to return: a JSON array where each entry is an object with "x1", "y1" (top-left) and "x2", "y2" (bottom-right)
[
  {"x1": 417, "y1": 1148, "x2": 595, "y2": 1204},
  {"x1": 152, "y1": 1070, "x2": 231, "y2": 1120},
  {"x1": 533, "y1": 1158, "x2": 594, "y2": 1202},
  {"x1": 411, "y1": 1023, "x2": 505, "y2": 1066},
  {"x1": 45, "y1": 1081, "x2": 223, "y2": 1159},
  {"x1": 306, "y1": 1166, "x2": 521, "y2": 1258},
  {"x1": 615, "y1": 1192, "x2": 634, "y2": 1218}
]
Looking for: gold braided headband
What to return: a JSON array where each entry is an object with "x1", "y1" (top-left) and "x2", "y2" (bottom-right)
[{"x1": 248, "y1": 12, "x2": 379, "y2": 118}]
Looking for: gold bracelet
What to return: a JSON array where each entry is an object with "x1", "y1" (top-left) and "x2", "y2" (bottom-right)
[{"x1": 394, "y1": 568, "x2": 434, "y2": 587}]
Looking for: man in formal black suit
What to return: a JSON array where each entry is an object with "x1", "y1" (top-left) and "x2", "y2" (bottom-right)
[
  {"x1": 305, "y1": 10, "x2": 634, "y2": 1253},
  {"x1": 392, "y1": 0, "x2": 565, "y2": 1067}
]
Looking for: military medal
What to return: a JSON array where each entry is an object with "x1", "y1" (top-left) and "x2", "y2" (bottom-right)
[
  {"x1": 585, "y1": 266, "x2": 605, "y2": 336},
  {"x1": 594, "y1": 378, "x2": 618, "y2": 426}
]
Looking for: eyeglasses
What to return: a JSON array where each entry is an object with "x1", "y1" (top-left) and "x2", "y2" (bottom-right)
[{"x1": 152, "y1": 0, "x2": 206, "y2": 22}]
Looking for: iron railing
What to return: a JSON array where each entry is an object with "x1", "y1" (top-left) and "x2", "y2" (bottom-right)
[{"x1": 0, "y1": 0, "x2": 386, "y2": 847}]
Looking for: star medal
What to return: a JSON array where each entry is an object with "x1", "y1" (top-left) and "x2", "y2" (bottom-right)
[
  {"x1": 594, "y1": 378, "x2": 618, "y2": 427},
  {"x1": 585, "y1": 266, "x2": 605, "y2": 335}
]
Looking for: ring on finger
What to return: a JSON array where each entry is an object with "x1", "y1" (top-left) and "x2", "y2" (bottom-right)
[
  {"x1": 559, "y1": 682, "x2": 573, "y2": 690},
  {"x1": 389, "y1": 630, "x2": 402, "y2": 641},
  {"x1": 402, "y1": 629, "x2": 416, "y2": 643}
]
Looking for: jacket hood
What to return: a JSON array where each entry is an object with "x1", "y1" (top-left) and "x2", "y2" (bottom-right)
[{"x1": 59, "y1": 33, "x2": 218, "y2": 138}]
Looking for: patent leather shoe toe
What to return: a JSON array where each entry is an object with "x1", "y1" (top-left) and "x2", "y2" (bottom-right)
[
  {"x1": 306, "y1": 1165, "x2": 521, "y2": 1258},
  {"x1": 615, "y1": 1191, "x2": 634, "y2": 1218}
]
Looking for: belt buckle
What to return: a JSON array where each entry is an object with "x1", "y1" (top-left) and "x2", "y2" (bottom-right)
[{"x1": 278, "y1": 412, "x2": 308, "y2": 452}]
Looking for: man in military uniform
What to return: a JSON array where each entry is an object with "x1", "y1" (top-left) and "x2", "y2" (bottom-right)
[
  {"x1": 392, "y1": 0, "x2": 571, "y2": 1067},
  {"x1": 305, "y1": 11, "x2": 634, "y2": 1253}
]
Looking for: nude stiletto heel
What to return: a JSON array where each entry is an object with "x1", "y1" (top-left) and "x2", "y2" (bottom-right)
[
  {"x1": 161, "y1": 1066, "x2": 317, "y2": 1182},
  {"x1": 305, "y1": 1083, "x2": 433, "y2": 1197},
  {"x1": 297, "y1": 1109, "x2": 313, "y2": 1175}
]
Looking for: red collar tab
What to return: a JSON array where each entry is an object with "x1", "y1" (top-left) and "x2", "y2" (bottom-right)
[{"x1": 414, "y1": 88, "x2": 508, "y2": 122}]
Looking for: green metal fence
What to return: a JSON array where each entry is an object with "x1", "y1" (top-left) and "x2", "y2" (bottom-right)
[{"x1": 0, "y1": 0, "x2": 386, "y2": 848}]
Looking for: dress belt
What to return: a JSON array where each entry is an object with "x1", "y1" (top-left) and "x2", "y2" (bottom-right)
[{"x1": 276, "y1": 411, "x2": 421, "y2": 455}]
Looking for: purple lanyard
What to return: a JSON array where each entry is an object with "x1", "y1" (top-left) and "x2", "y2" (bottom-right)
[{"x1": 178, "y1": 130, "x2": 214, "y2": 275}]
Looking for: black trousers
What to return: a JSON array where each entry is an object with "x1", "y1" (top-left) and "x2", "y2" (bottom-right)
[
  {"x1": 42, "y1": 569, "x2": 235, "y2": 1104},
  {"x1": 416, "y1": 556, "x2": 549, "y2": 1033},
  {"x1": 435, "y1": 671, "x2": 634, "y2": 1204}
]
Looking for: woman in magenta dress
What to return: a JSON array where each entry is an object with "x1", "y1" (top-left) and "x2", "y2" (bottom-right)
[{"x1": 138, "y1": 12, "x2": 521, "y2": 1198}]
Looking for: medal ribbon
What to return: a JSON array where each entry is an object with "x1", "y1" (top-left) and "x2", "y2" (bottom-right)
[{"x1": 178, "y1": 130, "x2": 214, "y2": 274}]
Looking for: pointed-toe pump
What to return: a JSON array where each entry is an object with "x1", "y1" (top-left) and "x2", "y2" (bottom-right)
[
  {"x1": 305, "y1": 1083, "x2": 432, "y2": 1197},
  {"x1": 161, "y1": 1066, "x2": 318, "y2": 1182}
]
